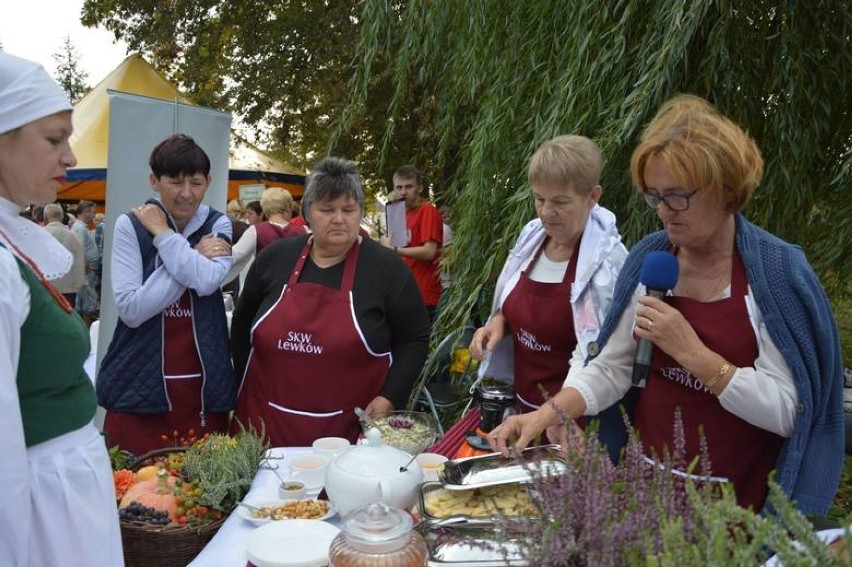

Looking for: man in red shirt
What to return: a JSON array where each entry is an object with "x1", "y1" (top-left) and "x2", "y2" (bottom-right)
[{"x1": 387, "y1": 165, "x2": 443, "y2": 323}]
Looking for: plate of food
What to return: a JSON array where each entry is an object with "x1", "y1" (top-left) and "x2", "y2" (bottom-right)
[{"x1": 237, "y1": 498, "x2": 335, "y2": 525}]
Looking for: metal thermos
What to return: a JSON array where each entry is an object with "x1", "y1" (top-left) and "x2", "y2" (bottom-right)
[
  {"x1": 476, "y1": 384, "x2": 516, "y2": 433},
  {"x1": 454, "y1": 384, "x2": 516, "y2": 458}
]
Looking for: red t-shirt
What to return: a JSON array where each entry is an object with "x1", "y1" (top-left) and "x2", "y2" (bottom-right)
[{"x1": 404, "y1": 202, "x2": 443, "y2": 306}]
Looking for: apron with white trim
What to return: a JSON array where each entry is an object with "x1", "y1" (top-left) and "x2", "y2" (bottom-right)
[
  {"x1": 234, "y1": 238, "x2": 391, "y2": 446},
  {"x1": 501, "y1": 236, "x2": 579, "y2": 411},
  {"x1": 633, "y1": 248, "x2": 783, "y2": 511}
]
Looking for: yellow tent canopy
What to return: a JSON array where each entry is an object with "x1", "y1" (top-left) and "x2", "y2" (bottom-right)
[{"x1": 58, "y1": 54, "x2": 305, "y2": 206}]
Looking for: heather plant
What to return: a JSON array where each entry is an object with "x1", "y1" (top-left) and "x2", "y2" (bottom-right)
[{"x1": 491, "y1": 411, "x2": 852, "y2": 566}]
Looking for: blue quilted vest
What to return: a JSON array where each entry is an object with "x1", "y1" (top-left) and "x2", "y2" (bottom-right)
[{"x1": 97, "y1": 204, "x2": 236, "y2": 415}]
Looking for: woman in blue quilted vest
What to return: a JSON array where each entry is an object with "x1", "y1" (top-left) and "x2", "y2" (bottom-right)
[
  {"x1": 0, "y1": 52, "x2": 123, "y2": 566},
  {"x1": 98, "y1": 134, "x2": 236, "y2": 456}
]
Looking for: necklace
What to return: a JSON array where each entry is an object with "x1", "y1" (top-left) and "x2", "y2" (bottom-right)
[
  {"x1": 0, "y1": 228, "x2": 74, "y2": 313},
  {"x1": 678, "y1": 268, "x2": 729, "y2": 302}
]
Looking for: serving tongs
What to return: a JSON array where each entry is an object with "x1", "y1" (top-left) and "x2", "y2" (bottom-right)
[
  {"x1": 354, "y1": 406, "x2": 388, "y2": 435},
  {"x1": 439, "y1": 444, "x2": 567, "y2": 490},
  {"x1": 354, "y1": 407, "x2": 420, "y2": 473}
]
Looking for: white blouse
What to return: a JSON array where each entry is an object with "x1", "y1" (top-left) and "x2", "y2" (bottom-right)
[{"x1": 564, "y1": 284, "x2": 798, "y2": 437}]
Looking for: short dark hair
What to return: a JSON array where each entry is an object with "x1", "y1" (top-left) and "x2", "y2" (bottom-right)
[
  {"x1": 245, "y1": 200, "x2": 262, "y2": 216},
  {"x1": 77, "y1": 200, "x2": 95, "y2": 214},
  {"x1": 301, "y1": 157, "x2": 364, "y2": 224},
  {"x1": 393, "y1": 165, "x2": 422, "y2": 186},
  {"x1": 149, "y1": 134, "x2": 211, "y2": 179}
]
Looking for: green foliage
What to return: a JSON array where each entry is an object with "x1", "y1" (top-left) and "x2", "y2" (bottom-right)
[
  {"x1": 108, "y1": 444, "x2": 132, "y2": 471},
  {"x1": 182, "y1": 425, "x2": 267, "y2": 513},
  {"x1": 79, "y1": 0, "x2": 423, "y2": 194},
  {"x1": 345, "y1": 0, "x2": 852, "y2": 343},
  {"x1": 52, "y1": 35, "x2": 90, "y2": 104},
  {"x1": 835, "y1": 294, "x2": 852, "y2": 365}
]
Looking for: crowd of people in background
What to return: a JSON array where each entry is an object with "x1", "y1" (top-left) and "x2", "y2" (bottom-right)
[
  {"x1": 19, "y1": 199, "x2": 103, "y2": 323},
  {"x1": 23, "y1": 167, "x2": 453, "y2": 330}
]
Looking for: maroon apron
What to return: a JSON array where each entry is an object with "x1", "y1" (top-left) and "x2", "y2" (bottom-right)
[
  {"x1": 233, "y1": 238, "x2": 391, "y2": 446},
  {"x1": 104, "y1": 291, "x2": 229, "y2": 455},
  {"x1": 633, "y1": 249, "x2": 783, "y2": 511},
  {"x1": 501, "y1": 237, "x2": 579, "y2": 412},
  {"x1": 255, "y1": 221, "x2": 307, "y2": 253}
]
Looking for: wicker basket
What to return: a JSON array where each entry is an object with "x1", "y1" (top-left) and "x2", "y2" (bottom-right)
[{"x1": 120, "y1": 447, "x2": 227, "y2": 567}]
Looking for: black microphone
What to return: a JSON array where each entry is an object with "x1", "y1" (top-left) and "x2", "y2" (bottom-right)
[{"x1": 631, "y1": 251, "x2": 679, "y2": 388}]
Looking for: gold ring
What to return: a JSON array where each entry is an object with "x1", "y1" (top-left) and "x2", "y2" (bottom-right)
[{"x1": 647, "y1": 318, "x2": 654, "y2": 330}]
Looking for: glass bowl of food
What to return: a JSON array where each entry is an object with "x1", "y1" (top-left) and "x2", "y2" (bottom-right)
[{"x1": 362, "y1": 410, "x2": 438, "y2": 455}]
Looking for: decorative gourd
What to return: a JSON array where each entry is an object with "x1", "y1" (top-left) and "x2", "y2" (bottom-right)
[
  {"x1": 135, "y1": 464, "x2": 161, "y2": 482},
  {"x1": 120, "y1": 469, "x2": 178, "y2": 521}
]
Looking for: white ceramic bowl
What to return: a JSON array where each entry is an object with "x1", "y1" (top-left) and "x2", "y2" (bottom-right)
[
  {"x1": 415, "y1": 452, "x2": 449, "y2": 482},
  {"x1": 278, "y1": 480, "x2": 307, "y2": 500},
  {"x1": 312, "y1": 436, "x2": 351, "y2": 460},
  {"x1": 288, "y1": 454, "x2": 329, "y2": 491},
  {"x1": 246, "y1": 519, "x2": 340, "y2": 567}
]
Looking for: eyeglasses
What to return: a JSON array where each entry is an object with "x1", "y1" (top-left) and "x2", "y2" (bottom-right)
[{"x1": 642, "y1": 189, "x2": 699, "y2": 212}]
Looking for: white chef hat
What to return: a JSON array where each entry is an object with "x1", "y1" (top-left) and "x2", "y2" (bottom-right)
[{"x1": 0, "y1": 52, "x2": 73, "y2": 135}]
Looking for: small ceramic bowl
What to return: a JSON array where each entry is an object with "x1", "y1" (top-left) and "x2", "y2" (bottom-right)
[
  {"x1": 415, "y1": 452, "x2": 449, "y2": 482},
  {"x1": 278, "y1": 480, "x2": 307, "y2": 500},
  {"x1": 312, "y1": 436, "x2": 351, "y2": 460}
]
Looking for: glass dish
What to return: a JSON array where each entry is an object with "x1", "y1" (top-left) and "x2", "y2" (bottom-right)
[
  {"x1": 418, "y1": 518, "x2": 530, "y2": 566},
  {"x1": 362, "y1": 410, "x2": 438, "y2": 455}
]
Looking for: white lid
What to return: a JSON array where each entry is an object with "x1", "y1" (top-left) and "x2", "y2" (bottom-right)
[
  {"x1": 246, "y1": 519, "x2": 340, "y2": 567},
  {"x1": 332, "y1": 428, "x2": 410, "y2": 476}
]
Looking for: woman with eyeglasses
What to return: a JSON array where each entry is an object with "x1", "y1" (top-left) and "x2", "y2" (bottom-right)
[{"x1": 489, "y1": 94, "x2": 843, "y2": 515}]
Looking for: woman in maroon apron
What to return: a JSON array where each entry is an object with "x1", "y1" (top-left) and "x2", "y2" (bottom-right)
[
  {"x1": 231, "y1": 157, "x2": 430, "y2": 447},
  {"x1": 469, "y1": 135, "x2": 626, "y2": 414}
]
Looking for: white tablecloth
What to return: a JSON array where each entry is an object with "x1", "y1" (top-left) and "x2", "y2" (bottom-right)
[{"x1": 188, "y1": 447, "x2": 340, "y2": 567}]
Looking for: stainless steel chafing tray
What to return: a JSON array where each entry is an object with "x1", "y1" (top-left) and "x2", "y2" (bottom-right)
[
  {"x1": 418, "y1": 518, "x2": 530, "y2": 566},
  {"x1": 419, "y1": 481, "x2": 538, "y2": 522},
  {"x1": 438, "y1": 444, "x2": 568, "y2": 490}
]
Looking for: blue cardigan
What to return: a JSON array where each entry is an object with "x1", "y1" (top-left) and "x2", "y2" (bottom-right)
[{"x1": 592, "y1": 214, "x2": 844, "y2": 515}]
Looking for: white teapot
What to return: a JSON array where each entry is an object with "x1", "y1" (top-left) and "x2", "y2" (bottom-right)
[{"x1": 325, "y1": 427, "x2": 424, "y2": 517}]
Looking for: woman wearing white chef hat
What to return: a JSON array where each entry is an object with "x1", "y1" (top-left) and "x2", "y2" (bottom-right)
[{"x1": 0, "y1": 52, "x2": 123, "y2": 566}]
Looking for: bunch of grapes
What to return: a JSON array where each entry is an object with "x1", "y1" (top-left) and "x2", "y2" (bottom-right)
[{"x1": 119, "y1": 502, "x2": 171, "y2": 525}]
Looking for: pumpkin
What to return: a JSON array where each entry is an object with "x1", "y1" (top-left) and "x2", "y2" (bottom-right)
[
  {"x1": 120, "y1": 469, "x2": 178, "y2": 521},
  {"x1": 135, "y1": 464, "x2": 161, "y2": 482}
]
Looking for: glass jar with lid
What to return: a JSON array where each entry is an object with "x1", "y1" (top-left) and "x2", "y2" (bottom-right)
[{"x1": 328, "y1": 501, "x2": 427, "y2": 566}]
